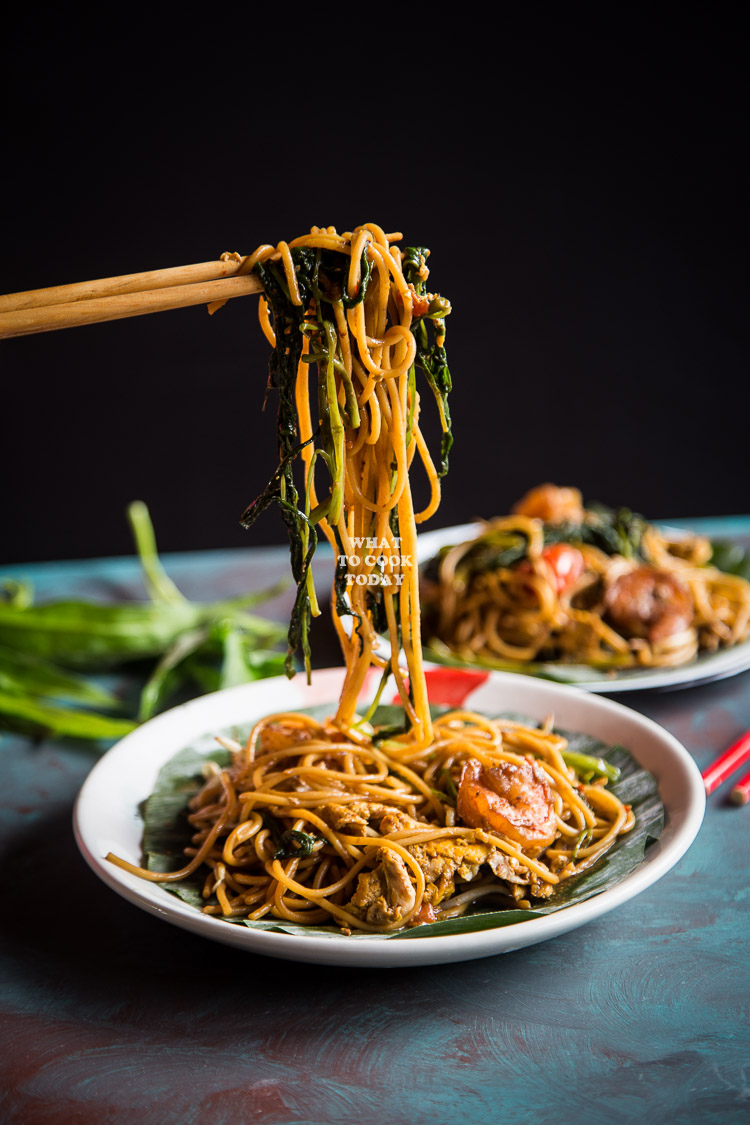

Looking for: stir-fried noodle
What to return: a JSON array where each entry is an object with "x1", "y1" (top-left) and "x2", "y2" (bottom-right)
[
  {"x1": 108, "y1": 229, "x2": 635, "y2": 933},
  {"x1": 422, "y1": 484, "x2": 750, "y2": 672}
]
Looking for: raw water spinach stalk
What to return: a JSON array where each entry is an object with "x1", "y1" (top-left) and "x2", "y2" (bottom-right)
[{"x1": 0, "y1": 503, "x2": 287, "y2": 740}]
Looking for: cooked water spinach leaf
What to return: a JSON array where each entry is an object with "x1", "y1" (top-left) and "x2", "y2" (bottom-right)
[
  {"x1": 141, "y1": 709, "x2": 663, "y2": 940},
  {"x1": 709, "y1": 539, "x2": 750, "y2": 582},
  {"x1": 541, "y1": 505, "x2": 650, "y2": 560}
]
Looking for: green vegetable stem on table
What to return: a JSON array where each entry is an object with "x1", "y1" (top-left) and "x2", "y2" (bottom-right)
[{"x1": 0, "y1": 503, "x2": 288, "y2": 741}]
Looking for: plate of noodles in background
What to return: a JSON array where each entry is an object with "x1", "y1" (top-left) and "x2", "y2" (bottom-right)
[
  {"x1": 412, "y1": 485, "x2": 750, "y2": 693},
  {"x1": 74, "y1": 666, "x2": 704, "y2": 968}
]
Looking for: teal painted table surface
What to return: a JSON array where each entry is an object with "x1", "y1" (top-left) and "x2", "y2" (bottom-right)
[{"x1": 1, "y1": 523, "x2": 749, "y2": 1124}]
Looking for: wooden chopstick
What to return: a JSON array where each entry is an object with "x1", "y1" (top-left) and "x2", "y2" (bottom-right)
[
  {"x1": 0, "y1": 257, "x2": 263, "y2": 340},
  {"x1": 702, "y1": 729, "x2": 750, "y2": 797},
  {"x1": 0, "y1": 258, "x2": 256, "y2": 313}
]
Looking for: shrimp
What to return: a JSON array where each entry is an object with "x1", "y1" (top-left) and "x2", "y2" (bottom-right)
[
  {"x1": 604, "y1": 566, "x2": 693, "y2": 644},
  {"x1": 511, "y1": 483, "x2": 584, "y2": 525},
  {"x1": 456, "y1": 758, "x2": 557, "y2": 857}
]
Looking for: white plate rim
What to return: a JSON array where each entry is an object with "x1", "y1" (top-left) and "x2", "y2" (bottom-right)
[
  {"x1": 409, "y1": 521, "x2": 750, "y2": 693},
  {"x1": 74, "y1": 668, "x2": 705, "y2": 967}
]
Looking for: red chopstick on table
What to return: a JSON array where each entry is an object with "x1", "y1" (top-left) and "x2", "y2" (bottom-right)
[
  {"x1": 730, "y1": 770, "x2": 750, "y2": 806},
  {"x1": 702, "y1": 730, "x2": 750, "y2": 803}
]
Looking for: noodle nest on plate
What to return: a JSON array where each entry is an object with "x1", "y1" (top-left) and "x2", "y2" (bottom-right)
[{"x1": 130, "y1": 705, "x2": 663, "y2": 938}]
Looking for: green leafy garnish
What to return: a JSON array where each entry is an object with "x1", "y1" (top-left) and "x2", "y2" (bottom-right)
[
  {"x1": 274, "y1": 830, "x2": 316, "y2": 860},
  {"x1": 545, "y1": 504, "x2": 650, "y2": 560}
]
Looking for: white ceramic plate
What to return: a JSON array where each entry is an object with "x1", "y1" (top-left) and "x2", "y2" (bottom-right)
[
  {"x1": 74, "y1": 667, "x2": 705, "y2": 967},
  {"x1": 413, "y1": 522, "x2": 750, "y2": 693}
]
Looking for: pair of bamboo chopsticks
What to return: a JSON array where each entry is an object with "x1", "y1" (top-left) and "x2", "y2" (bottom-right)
[
  {"x1": 0, "y1": 256, "x2": 264, "y2": 340},
  {"x1": 702, "y1": 730, "x2": 750, "y2": 805}
]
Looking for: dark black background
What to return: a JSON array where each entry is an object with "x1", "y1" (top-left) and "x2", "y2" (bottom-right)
[{"x1": 2, "y1": 19, "x2": 747, "y2": 565}]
